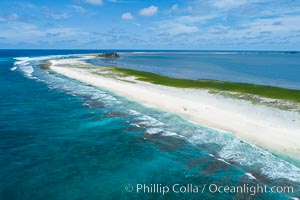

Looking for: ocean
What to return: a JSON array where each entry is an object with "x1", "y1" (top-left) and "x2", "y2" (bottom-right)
[{"x1": 0, "y1": 50, "x2": 299, "y2": 199}]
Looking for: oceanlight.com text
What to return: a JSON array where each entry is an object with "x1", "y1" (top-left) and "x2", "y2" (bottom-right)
[{"x1": 124, "y1": 183, "x2": 294, "y2": 196}]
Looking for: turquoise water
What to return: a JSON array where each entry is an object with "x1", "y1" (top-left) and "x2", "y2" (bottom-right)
[
  {"x1": 89, "y1": 51, "x2": 300, "y2": 89},
  {"x1": 1, "y1": 50, "x2": 300, "y2": 199}
]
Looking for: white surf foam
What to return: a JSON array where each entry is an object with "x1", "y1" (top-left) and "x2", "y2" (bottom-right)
[
  {"x1": 10, "y1": 66, "x2": 17, "y2": 71},
  {"x1": 137, "y1": 115, "x2": 164, "y2": 126},
  {"x1": 175, "y1": 124, "x2": 300, "y2": 182},
  {"x1": 20, "y1": 63, "x2": 34, "y2": 77},
  {"x1": 13, "y1": 57, "x2": 38, "y2": 78},
  {"x1": 245, "y1": 173, "x2": 256, "y2": 180},
  {"x1": 162, "y1": 131, "x2": 179, "y2": 137},
  {"x1": 13, "y1": 58, "x2": 34, "y2": 78},
  {"x1": 217, "y1": 158, "x2": 231, "y2": 165},
  {"x1": 128, "y1": 109, "x2": 141, "y2": 116},
  {"x1": 291, "y1": 197, "x2": 299, "y2": 200},
  {"x1": 216, "y1": 137, "x2": 300, "y2": 182},
  {"x1": 131, "y1": 123, "x2": 140, "y2": 128},
  {"x1": 146, "y1": 128, "x2": 164, "y2": 134}
]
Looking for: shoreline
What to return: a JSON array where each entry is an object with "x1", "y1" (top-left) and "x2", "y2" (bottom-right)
[{"x1": 49, "y1": 57, "x2": 300, "y2": 159}]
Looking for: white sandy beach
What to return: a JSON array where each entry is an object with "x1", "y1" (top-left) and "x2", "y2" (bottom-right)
[{"x1": 49, "y1": 57, "x2": 300, "y2": 159}]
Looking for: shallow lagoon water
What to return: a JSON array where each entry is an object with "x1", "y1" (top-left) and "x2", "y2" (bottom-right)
[
  {"x1": 89, "y1": 51, "x2": 300, "y2": 90},
  {"x1": 0, "y1": 50, "x2": 300, "y2": 199}
]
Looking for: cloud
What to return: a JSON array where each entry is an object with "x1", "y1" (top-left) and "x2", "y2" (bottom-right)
[
  {"x1": 56, "y1": 39, "x2": 77, "y2": 44},
  {"x1": 240, "y1": 15, "x2": 300, "y2": 34},
  {"x1": 139, "y1": 5, "x2": 158, "y2": 16},
  {"x1": 107, "y1": 0, "x2": 135, "y2": 3},
  {"x1": 121, "y1": 12, "x2": 133, "y2": 20},
  {"x1": 72, "y1": 5, "x2": 86, "y2": 14},
  {"x1": 13, "y1": 2, "x2": 36, "y2": 9},
  {"x1": 208, "y1": 0, "x2": 271, "y2": 10},
  {"x1": 0, "y1": 20, "x2": 93, "y2": 48},
  {"x1": 158, "y1": 22, "x2": 198, "y2": 35},
  {"x1": 50, "y1": 13, "x2": 69, "y2": 20},
  {"x1": 0, "y1": 13, "x2": 19, "y2": 22},
  {"x1": 0, "y1": 13, "x2": 20, "y2": 23},
  {"x1": 1, "y1": 22, "x2": 45, "y2": 43},
  {"x1": 165, "y1": 4, "x2": 180, "y2": 14},
  {"x1": 0, "y1": 0, "x2": 299, "y2": 49},
  {"x1": 171, "y1": 4, "x2": 179, "y2": 12},
  {"x1": 210, "y1": 0, "x2": 248, "y2": 9},
  {"x1": 84, "y1": 0, "x2": 103, "y2": 6},
  {"x1": 176, "y1": 15, "x2": 217, "y2": 23},
  {"x1": 46, "y1": 32, "x2": 60, "y2": 37},
  {"x1": 154, "y1": 13, "x2": 216, "y2": 35},
  {"x1": 7, "y1": 13, "x2": 19, "y2": 21},
  {"x1": 180, "y1": 14, "x2": 300, "y2": 48},
  {"x1": 41, "y1": 7, "x2": 70, "y2": 20},
  {"x1": 47, "y1": 28, "x2": 83, "y2": 37}
]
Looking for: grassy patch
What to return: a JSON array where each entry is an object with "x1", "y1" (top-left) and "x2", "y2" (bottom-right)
[{"x1": 111, "y1": 68, "x2": 300, "y2": 103}]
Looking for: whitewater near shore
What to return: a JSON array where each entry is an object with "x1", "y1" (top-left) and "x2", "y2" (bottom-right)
[{"x1": 49, "y1": 56, "x2": 300, "y2": 159}]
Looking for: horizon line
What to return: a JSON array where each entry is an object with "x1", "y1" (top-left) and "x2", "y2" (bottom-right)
[{"x1": 0, "y1": 49, "x2": 299, "y2": 52}]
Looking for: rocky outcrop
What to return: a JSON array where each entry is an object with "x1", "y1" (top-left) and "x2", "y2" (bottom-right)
[
  {"x1": 97, "y1": 52, "x2": 120, "y2": 58},
  {"x1": 39, "y1": 61, "x2": 51, "y2": 69}
]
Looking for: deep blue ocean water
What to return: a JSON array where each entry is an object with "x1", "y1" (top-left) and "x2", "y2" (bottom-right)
[{"x1": 1, "y1": 50, "x2": 300, "y2": 200}]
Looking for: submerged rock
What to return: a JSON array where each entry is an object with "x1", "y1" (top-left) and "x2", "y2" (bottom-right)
[
  {"x1": 97, "y1": 52, "x2": 120, "y2": 58},
  {"x1": 39, "y1": 61, "x2": 51, "y2": 69}
]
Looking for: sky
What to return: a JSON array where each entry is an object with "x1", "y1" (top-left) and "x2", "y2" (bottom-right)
[{"x1": 0, "y1": 0, "x2": 300, "y2": 50}]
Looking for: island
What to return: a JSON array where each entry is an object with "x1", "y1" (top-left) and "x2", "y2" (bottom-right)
[
  {"x1": 48, "y1": 55, "x2": 300, "y2": 159},
  {"x1": 97, "y1": 52, "x2": 120, "y2": 58}
]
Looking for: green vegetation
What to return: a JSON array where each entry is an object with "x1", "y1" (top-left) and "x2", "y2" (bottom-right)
[{"x1": 111, "y1": 68, "x2": 300, "y2": 103}]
